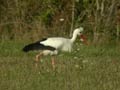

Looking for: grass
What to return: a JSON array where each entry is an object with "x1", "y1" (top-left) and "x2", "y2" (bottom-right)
[{"x1": 0, "y1": 40, "x2": 120, "y2": 90}]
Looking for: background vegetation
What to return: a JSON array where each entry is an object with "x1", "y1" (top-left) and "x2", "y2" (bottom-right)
[{"x1": 0, "y1": 0, "x2": 120, "y2": 43}]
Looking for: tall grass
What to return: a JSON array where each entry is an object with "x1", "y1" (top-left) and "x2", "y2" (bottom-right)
[{"x1": 0, "y1": 41, "x2": 120, "y2": 90}]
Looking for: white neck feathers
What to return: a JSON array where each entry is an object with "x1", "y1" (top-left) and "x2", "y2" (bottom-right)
[
  {"x1": 70, "y1": 32, "x2": 78, "y2": 43},
  {"x1": 70, "y1": 27, "x2": 84, "y2": 43}
]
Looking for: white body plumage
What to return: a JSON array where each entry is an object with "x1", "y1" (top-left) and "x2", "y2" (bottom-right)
[{"x1": 40, "y1": 37, "x2": 72, "y2": 52}]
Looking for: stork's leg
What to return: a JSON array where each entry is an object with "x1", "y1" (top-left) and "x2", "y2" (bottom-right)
[
  {"x1": 35, "y1": 52, "x2": 43, "y2": 68},
  {"x1": 35, "y1": 52, "x2": 43, "y2": 62},
  {"x1": 35, "y1": 54, "x2": 40, "y2": 62},
  {"x1": 51, "y1": 56, "x2": 56, "y2": 70}
]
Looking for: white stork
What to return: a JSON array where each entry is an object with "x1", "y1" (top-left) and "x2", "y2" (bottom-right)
[{"x1": 23, "y1": 27, "x2": 87, "y2": 68}]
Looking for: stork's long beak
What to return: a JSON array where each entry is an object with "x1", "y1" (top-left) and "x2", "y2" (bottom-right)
[{"x1": 80, "y1": 34, "x2": 88, "y2": 45}]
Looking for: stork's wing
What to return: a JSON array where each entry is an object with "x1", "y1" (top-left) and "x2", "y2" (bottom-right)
[
  {"x1": 40, "y1": 37, "x2": 66, "y2": 49},
  {"x1": 23, "y1": 40, "x2": 56, "y2": 52}
]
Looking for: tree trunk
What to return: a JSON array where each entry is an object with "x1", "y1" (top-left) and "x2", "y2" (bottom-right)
[{"x1": 70, "y1": 0, "x2": 75, "y2": 37}]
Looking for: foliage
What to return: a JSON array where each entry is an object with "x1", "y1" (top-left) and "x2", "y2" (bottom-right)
[{"x1": 0, "y1": 0, "x2": 120, "y2": 43}]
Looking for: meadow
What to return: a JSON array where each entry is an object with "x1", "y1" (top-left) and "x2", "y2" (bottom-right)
[{"x1": 0, "y1": 40, "x2": 120, "y2": 90}]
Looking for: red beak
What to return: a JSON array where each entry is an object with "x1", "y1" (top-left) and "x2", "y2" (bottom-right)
[{"x1": 80, "y1": 34, "x2": 88, "y2": 45}]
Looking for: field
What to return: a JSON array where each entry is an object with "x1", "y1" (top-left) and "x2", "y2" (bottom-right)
[{"x1": 0, "y1": 41, "x2": 120, "y2": 90}]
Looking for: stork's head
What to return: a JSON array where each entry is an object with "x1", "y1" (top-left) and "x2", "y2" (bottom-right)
[
  {"x1": 73, "y1": 27, "x2": 84, "y2": 36},
  {"x1": 73, "y1": 27, "x2": 88, "y2": 45}
]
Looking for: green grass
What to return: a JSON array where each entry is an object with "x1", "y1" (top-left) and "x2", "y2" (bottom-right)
[{"x1": 0, "y1": 41, "x2": 120, "y2": 90}]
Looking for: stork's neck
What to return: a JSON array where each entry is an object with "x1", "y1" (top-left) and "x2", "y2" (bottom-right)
[{"x1": 70, "y1": 33, "x2": 77, "y2": 43}]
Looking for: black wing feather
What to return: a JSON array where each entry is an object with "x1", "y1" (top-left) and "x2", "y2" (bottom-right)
[{"x1": 23, "y1": 39, "x2": 56, "y2": 52}]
